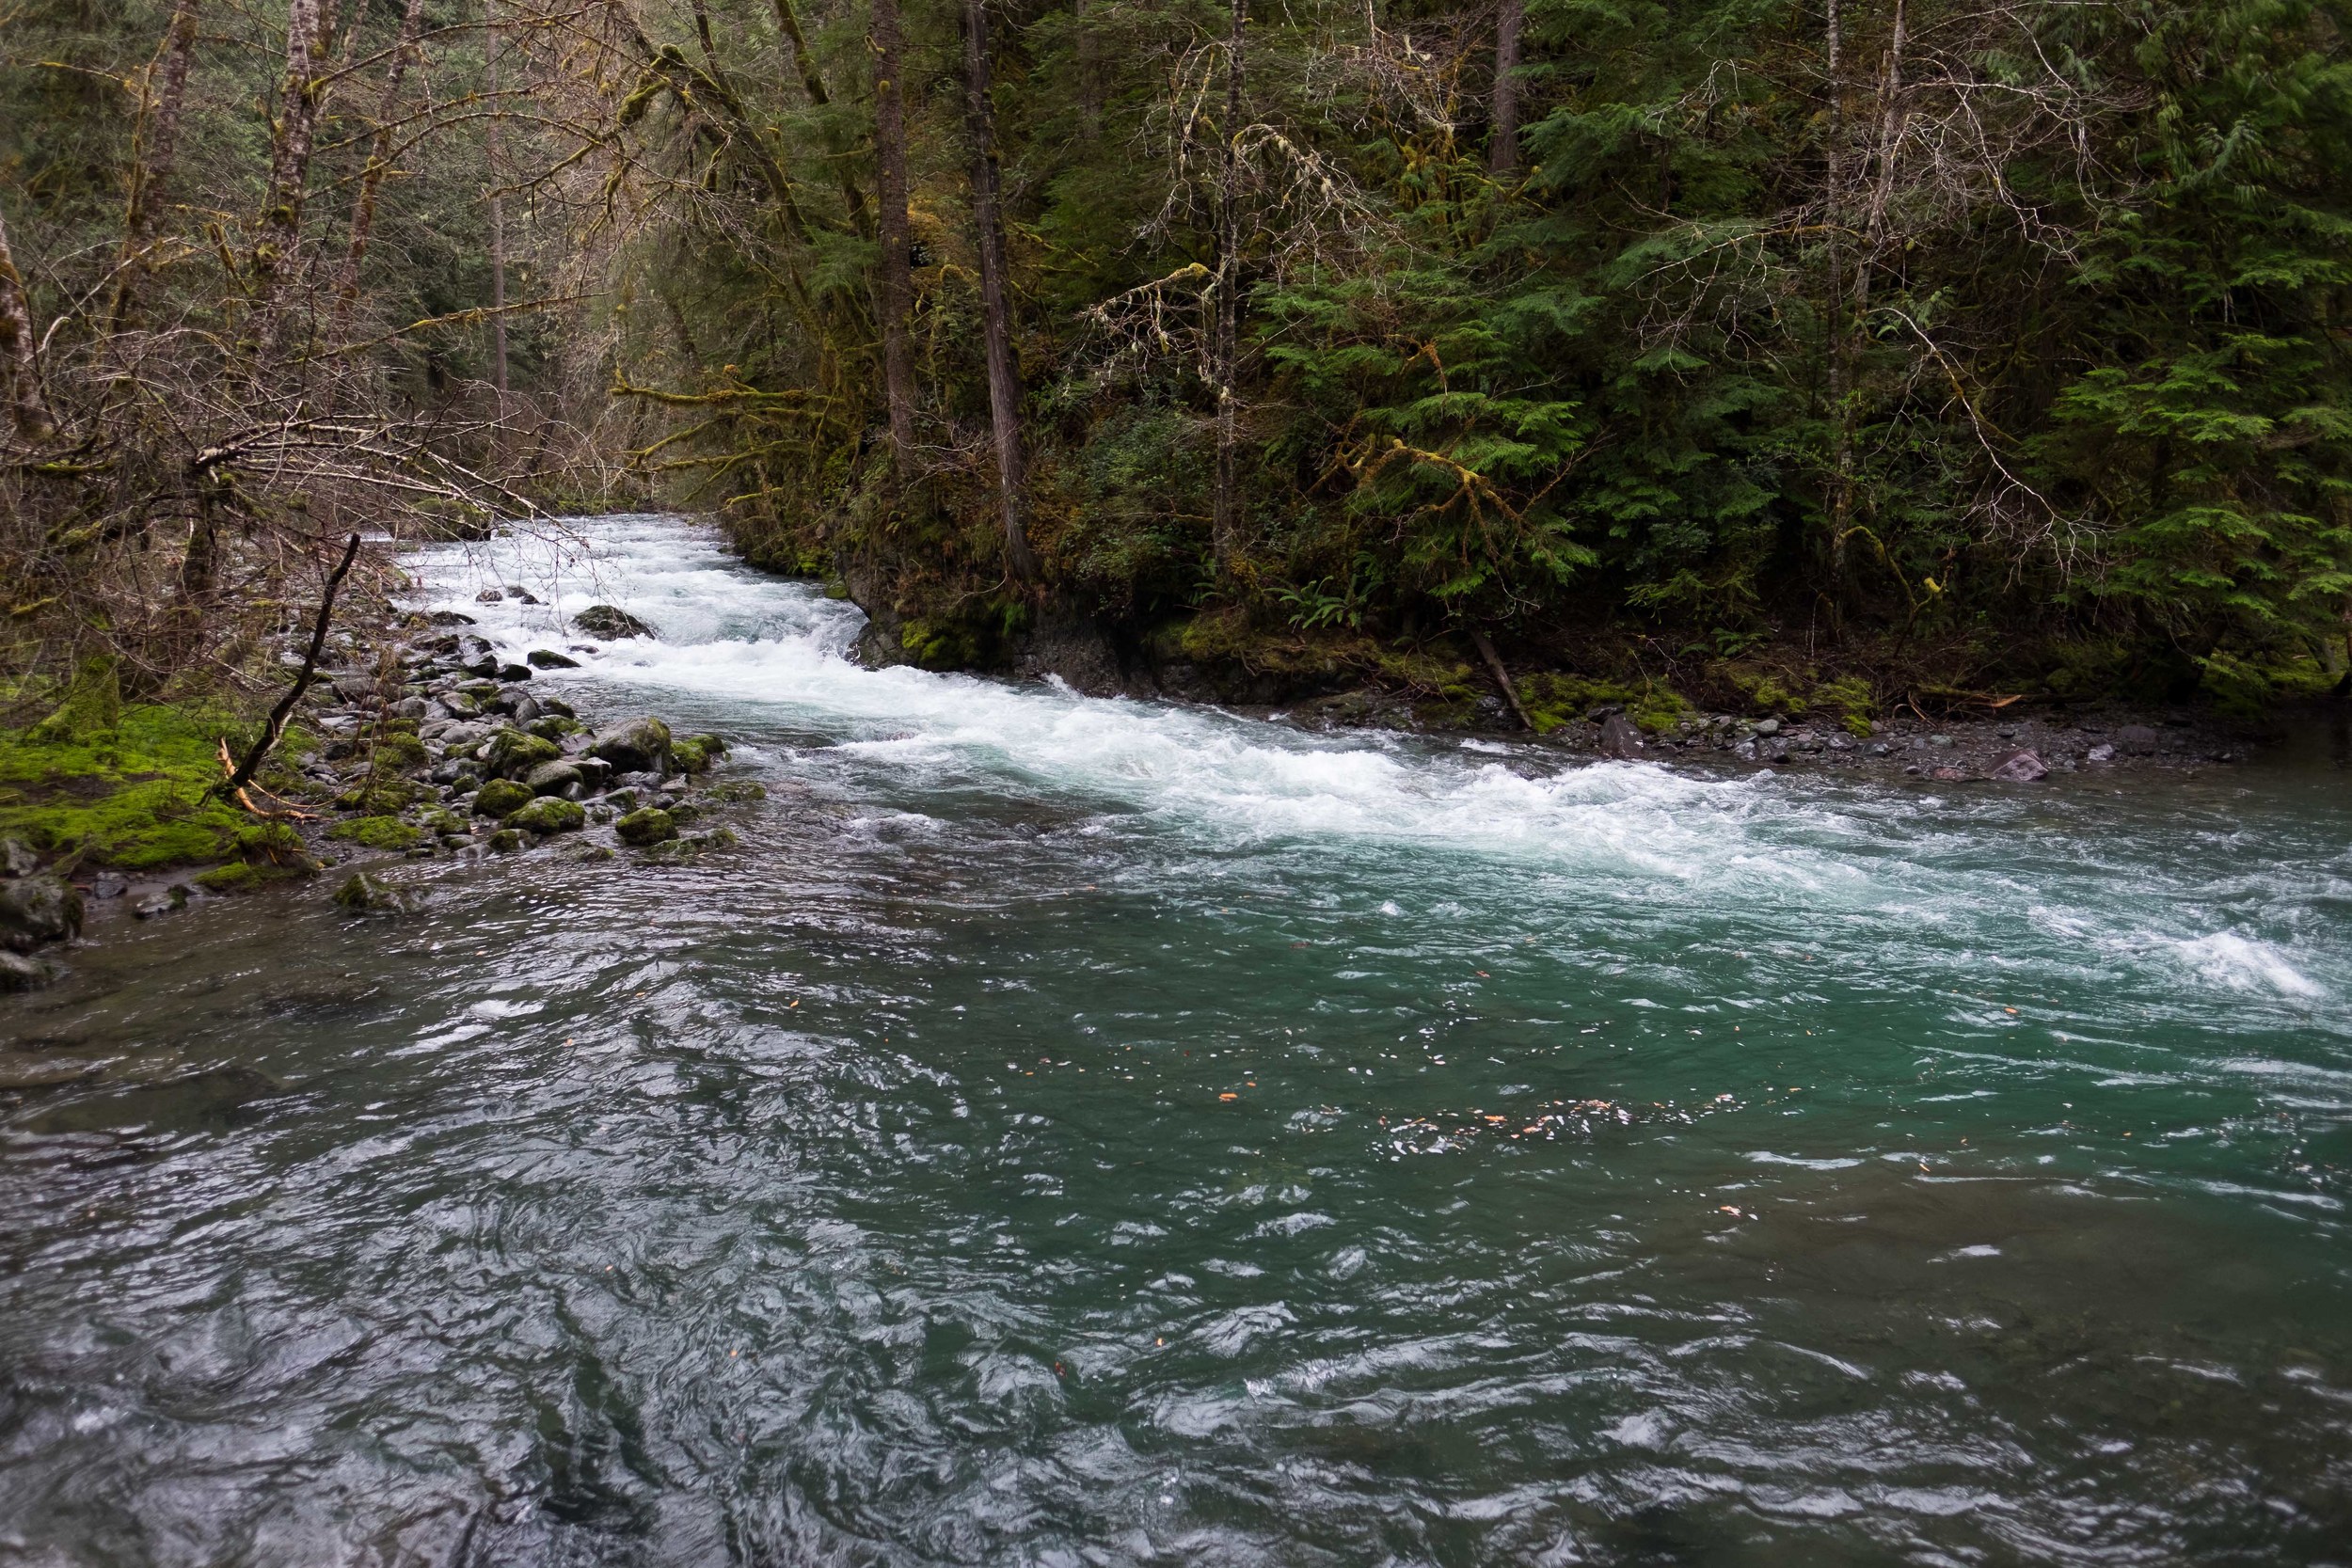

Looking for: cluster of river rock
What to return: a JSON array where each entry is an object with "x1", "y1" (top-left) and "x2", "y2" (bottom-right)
[{"x1": 299, "y1": 613, "x2": 760, "y2": 905}]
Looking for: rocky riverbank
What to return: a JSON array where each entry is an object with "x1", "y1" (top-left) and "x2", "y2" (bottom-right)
[
  {"x1": 1, "y1": 602, "x2": 766, "y2": 990},
  {"x1": 1272, "y1": 687, "x2": 2259, "y2": 784}
]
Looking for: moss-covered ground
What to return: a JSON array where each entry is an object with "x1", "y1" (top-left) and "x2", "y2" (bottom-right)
[{"x1": 0, "y1": 704, "x2": 314, "y2": 871}]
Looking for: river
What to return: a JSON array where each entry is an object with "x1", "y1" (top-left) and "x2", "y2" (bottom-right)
[{"x1": 4, "y1": 514, "x2": 2348, "y2": 1564}]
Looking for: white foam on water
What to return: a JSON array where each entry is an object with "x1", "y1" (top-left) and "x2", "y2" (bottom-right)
[
  {"x1": 2165, "y1": 932, "x2": 2321, "y2": 997},
  {"x1": 403, "y1": 515, "x2": 2344, "y2": 1016},
  {"x1": 404, "y1": 517, "x2": 1836, "y2": 888}
]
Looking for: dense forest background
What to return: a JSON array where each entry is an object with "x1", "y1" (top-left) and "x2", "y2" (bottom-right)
[{"x1": 5, "y1": 0, "x2": 2350, "y2": 727}]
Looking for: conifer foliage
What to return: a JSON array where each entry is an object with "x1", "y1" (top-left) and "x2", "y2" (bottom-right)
[{"x1": 7, "y1": 0, "x2": 2347, "y2": 705}]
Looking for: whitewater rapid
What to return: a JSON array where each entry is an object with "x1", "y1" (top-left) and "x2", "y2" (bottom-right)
[{"x1": 403, "y1": 515, "x2": 2346, "y2": 1025}]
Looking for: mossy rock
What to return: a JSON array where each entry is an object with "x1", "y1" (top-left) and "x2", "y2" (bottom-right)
[
  {"x1": 1517, "y1": 673, "x2": 1692, "y2": 736},
  {"x1": 481, "y1": 727, "x2": 563, "y2": 780},
  {"x1": 373, "y1": 733, "x2": 429, "y2": 772},
  {"x1": 707, "y1": 779, "x2": 767, "y2": 803},
  {"x1": 473, "y1": 778, "x2": 533, "y2": 816},
  {"x1": 332, "y1": 872, "x2": 409, "y2": 914},
  {"x1": 333, "y1": 778, "x2": 421, "y2": 814},
  {"x1": 486, "y1": 828, "x2": 525, "y2": 854},
  {"x1": 670, "y1": 735, "x2": 723, "y2": 773},
  {"x1": 419, "y1": 808, "x2": 468, "y2": 836},
  {"x1": 502, "y1": 796, "x2": 585, "y2": 834},
  {"x1": 193, "y1": 861, "x2": 313, "y2": 895},
  {"x1": 327, "y1": 815, "x2": 422, "y2": 852},
  {"x1": 1812, "y1": 674, "x2": 1877, "y2": 736},
  {"x1": 614, "y1": 806, "x2": 676, "y2": 846}
]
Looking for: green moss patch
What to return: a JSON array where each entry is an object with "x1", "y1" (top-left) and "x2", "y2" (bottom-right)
[
  {"x1": 0, "y1": 703, "x2": 307, "y2": 871},
  {"x1": 1518, "y1": 674, "x2": 1692, "y2": 736},
  {"x1": 192, "y1": 860, "x2": 315, "y2": 895},
  {"x1": 327, "y1": 815, "x2": 424, "y2": 851}
]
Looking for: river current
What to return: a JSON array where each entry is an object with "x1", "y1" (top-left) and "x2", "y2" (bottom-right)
[{"x1": 4, "y1": 515, "x2": 2349, "y2": 1565}]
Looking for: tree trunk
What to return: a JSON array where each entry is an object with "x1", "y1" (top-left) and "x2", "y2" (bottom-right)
[
  {"x1": 1822, "y1": 0, "x2": 1851, "y2": 613},
  {"x1": 110, "y1": 0, "x2": 201, "y2": 334},
  {"x1": 253, "y1": 0, "x2": 338, "y2": 356},
  {"x1": 1211, "y1": 0, "x2": 1247, "y2": 579},
  {"x1": 1490, "y1": 0, "x2": 1523, "y2": 178},
  {"x1": 962, "y1": 0, "x2": 1038, "y2": 582},
  {"x1": 872, "y1": 0, "x2": 919, "y2": 467},
  {"x1": 485, "y1": 0, "x2": 510, "y2": 403},
  {"x1": 770, "y1": 0, "x2": 874, "y2": 238},
  {"x1": 771, "y1": 0, "x2": 831, "y2": 104},
  {"x1": 330, "y1": 0, "x2": 426, "y2": 339},
  {"x1": 0, "y1": 198, "x2": 54, "y2": 441}
]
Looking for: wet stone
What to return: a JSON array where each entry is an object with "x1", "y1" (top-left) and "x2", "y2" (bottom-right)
[{"x1": 0, "y1": 876, "x2": 84, "y2": 952}]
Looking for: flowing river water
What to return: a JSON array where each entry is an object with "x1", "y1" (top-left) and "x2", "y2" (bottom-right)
[{"x1": 4, "y1": 515, "x2": 2350, "y2": 1565}]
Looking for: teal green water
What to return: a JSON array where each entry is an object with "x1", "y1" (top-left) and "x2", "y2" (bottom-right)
[{"x1": 3, "y1": 517, "x2": 2348, "y2": 1564}]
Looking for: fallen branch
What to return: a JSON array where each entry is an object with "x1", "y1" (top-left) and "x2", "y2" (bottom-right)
[
  {"x1": 214, "y1": 531, "x2": 359, "y2": 809},
  {"x1": 1467, "y1": 625, "x2": 1535, "y2": 731}
]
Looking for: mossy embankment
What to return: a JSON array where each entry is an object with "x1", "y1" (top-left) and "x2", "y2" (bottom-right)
[{"x1": 0, "y1": 700, "x2": 318, "y2": 878}]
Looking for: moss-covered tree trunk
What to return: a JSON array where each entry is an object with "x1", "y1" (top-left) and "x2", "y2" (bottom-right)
[
  {"x1": 962, "y1": 0, "x2": 1038, "y2": 583},
  {"x1": 872, "y1": 0, "x2": 919, "y2": 468}
]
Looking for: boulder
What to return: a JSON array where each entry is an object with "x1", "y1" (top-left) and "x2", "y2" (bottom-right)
[
  {"x1": 1989, "y1": 748, "x2": 2047, "y2": 783},
  {"x1": 481, "y1": 726, "x2": 563, "y2": 780},
  {"x1": 591, "y1": 717, "x2": 673, "y2": 777},
  {"x1": 1597, "y1": 713, "x2": 1643, "y2": 760},
  {"x1": 615, "y1": 806, "x2": 677, "y2": 847},
  {"x1": 527, "y1": 648, "x2": 580, "y2": 669},
  {"x1": 0, "y1": 875, "x2": 84, "y2": 952},
  {"x1": 1, "y1": 837, "x2": 38, "y2": 877},
  {"x1": 2116, "y1": 723, "x2": 2160, "y2": 755},
  {"x1": 503, "y1": 796, "x2": 586, "y2": 834},
  {"x1": 574, "y1": 604, "x2": 657, "y2": 640},
  {"x1": 477, "y1": 587, "x2": 505, "y2": 602},
  {"x1": 671, "y1": 733, "x2": 730, "y2": 774},
  {"x1": 525, "y1": 759, "x2": 585, "y2": 798},
  {"x1": 425, "y1": 610, "x2": 476, "y2": 627},
  {"x1": 474, "y1": 778, "x2": 534, "y2": 817},
  {"x1": 0, "y1": 951, "x2": 54, "y2": 992},
  {"x1": 2086, "y1": 742, "x2": 2117, "y2": 763},
  {"x1": 1753, "y1": 717, "x2": 1782, "y2": 736},
  {"x1": 332, "y1": 872, "x2": 410, "y2": 914},
  {"x1": 504, "y1": 586, "x2": 541, "y2": 605},
  {"x1": 135, "y1": 884, "x2": 190, "y2": 919}
]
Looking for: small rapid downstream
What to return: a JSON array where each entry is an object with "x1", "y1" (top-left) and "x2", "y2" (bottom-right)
[{"x1": 4, "y1": 515, "x2": 2349, "y2": 1564}]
